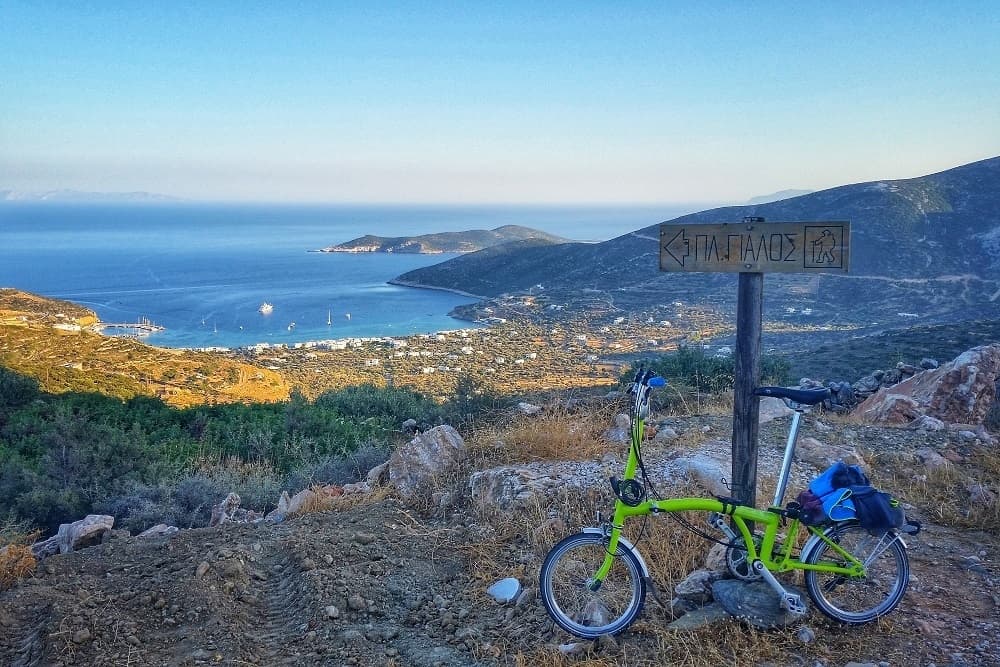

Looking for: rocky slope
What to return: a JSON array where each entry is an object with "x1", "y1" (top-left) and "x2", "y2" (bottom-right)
[
  {"x1": 2, "y1": 410, "x2": 997, "y2": 667},
  {"x1": 395, "y1": 157, "x2": 1000, "y2": 331}
]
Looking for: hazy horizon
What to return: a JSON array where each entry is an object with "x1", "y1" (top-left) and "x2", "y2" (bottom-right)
[{"x1": 3, "y1": 3, "x2": 998, "y2": 204}]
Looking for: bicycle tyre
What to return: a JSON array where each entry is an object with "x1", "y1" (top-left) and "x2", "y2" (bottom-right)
[
  {"x1": 803, "y1": 522, "x2": 909, "y2": 624},
  {"x1": 539, "y1": 532, "x2": 646, "y2": 638}
]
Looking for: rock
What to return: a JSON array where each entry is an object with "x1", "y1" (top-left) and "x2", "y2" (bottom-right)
[
  {"x1": 558, "y1": 642, "x2": 587, "y2": 656},
  {"x1": 32, "y1": 515, "x2": 114, "y2": 558},
  {"x1": 389, "y1": 425, "x2": 466, "y2": 499},
  {"x1": 285, "y1": 489, "x2": 322, "y2": 516},
  {"x1": 759, "y1": 397, "x2": 794, "y2": 424},
  {"x1": 136, "y1": 524, "x2": 179, "y2": 539},
  {"x1": 470, "y1": 460, "x2": 606, "y2": 509},
  {"x1": 666, "y1": 602, "x2": 731, "y2": 630},
  {"x1": 921, "y1": 358, "x2": 940, "y2": 370},
  {"x1": 324, "y1": 605, "x2": 340, "y2": 619},
  {"x1": 209, "y1": 493, "x2": 241, "y2": 527},
  {"x1": 342, "y1": 481, "x2": 371, "y2": 495},
  {"x1": 672, "y1": 443, "x2": 731, "y2": 496},
  {"x1": 487, "y1": 577, "x2": 521, "y2": 603},
  {"x1": 916, "y1": 448, "x2": 951, "y2": 470},
  {"x1": 653, "y1": 426, "x2": 679, "y2": 442},
  {"x1": 857, "y1": 344, "x2": 1000, "y2": 426},
  {"x1": 843, "y1": 663, "x2": 878, "y2": 667},
  {"x1": 517, "y1": 402, "x2": 542, "y2": 416},
  {"x1": 967, "y1": 482, "x2": 997, "y2": 506},
  {"x1": 711, "y1": 580, "x2": 808, "y2": 629},
  {"x1": 796, "y1": 437, "x2": 866, "y2": 469},
  {"x1": 796, "y1": 625, "x2": 816, "y2": 643},
  {"x1": 354, "y1": 532, "x2": 376, "y2": 545},
  {"x1": 72, "y1": 628, "x2": 92, "y2": 644},
  {"x1": 603, "y1": 413, "x2": 631, "y2": 443},
  {"x1": 674, "y1": 569, "x2": 715, "y2": 604},
  {"x1": 908, "y1": 415, "x2": 945, "y2": 431},
  {"x1": 704, "y1": 543, "x2": 730, "y2": 576},
  {"x1": 400, "y1": 418, "x2": 418, "y2": 433},
  {"x1": 195, "y1": 561, "x2": 210, "y2": 578},
  {"x1": 365, "y1": 461, "x2": 390, "y2": 486},
  {"x1": 347, "y1": 594, "x2": 366, "y2": 611}
]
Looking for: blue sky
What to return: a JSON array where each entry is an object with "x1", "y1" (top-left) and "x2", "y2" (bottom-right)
[{"x1": 1, "y1": 1, "x2": 998, "y2": 203}]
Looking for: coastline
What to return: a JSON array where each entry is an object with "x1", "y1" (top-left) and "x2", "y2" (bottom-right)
[{"x1": 387, "y1": 278, "x2": 489, "y2": 301}]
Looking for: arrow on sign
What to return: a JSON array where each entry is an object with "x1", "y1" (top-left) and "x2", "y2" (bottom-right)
[{"x1": 663, "y1": 228, "x2": 690, "y2": 267}]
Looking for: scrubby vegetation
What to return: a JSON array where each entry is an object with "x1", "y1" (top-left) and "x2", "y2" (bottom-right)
[
  {"x1": 622, "y1": 346, "x2": 790, "y2": 411},
  {"x1": 0, "y1": 367, "x2": 502, "y2": 536}
]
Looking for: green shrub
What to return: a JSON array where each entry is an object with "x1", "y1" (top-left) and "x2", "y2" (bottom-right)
[{"x1": 623, "y1": 346, "x2": 790, "y2": 394}]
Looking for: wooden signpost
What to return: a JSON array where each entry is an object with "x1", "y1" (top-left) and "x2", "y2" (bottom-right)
[{"x1": 659, "y1": 218, "x2": 851, "y2": 510}]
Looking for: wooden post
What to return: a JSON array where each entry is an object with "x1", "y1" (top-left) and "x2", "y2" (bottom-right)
[{"x1": 731, "y1": 271, "x2": 763, "y2": 510}]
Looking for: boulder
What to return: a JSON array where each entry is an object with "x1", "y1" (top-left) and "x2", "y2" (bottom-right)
[
  {"x1": 711, "y1": 579, "x2": 807, "y2": 629},
  {"x1": 389, "y1": 425, "x2": 466, "y2": 499},
  {"x1": 517, "y1": 402, "x2": 542, "y2": 416},
  {"x1": 136, "y1": 524, "x2": 179, "y2": 539},
  {"x1": 759, "y1": 397, "x2": 794, "y2": 424},
  {"x1": 32, "y1": 515, "x2": 114, "y2": 558},
  {"x1": 653, "y1": 425, "x2": 679, "y2": 442},
  {"x1": 366, "y1": 461, "x2": 390, "y2": 485},
  {"x1": 285, "y1": 488, "x2": 322, "y2": 516},
  {"x1": 857, "y1": 344, "x2": 1000, "y2": 426},
  {"x1": 795, "y1": 436, "x2": 866, "y2": 469},
  {"x1": 209, "y1": 492, "x2": 263, "y2": 526},
  {"x1": 908, "y1": 415, "x2": 945, "y2": 431},
  {"x1": 915, "y1": 448, "x2": 951, "y2": 470},
  {"x1": 470, "y1": 460, "x2": 609, "y2": 509},
  {"x1": 209, "y1": 493, "x2": 242, "y2": 527},
  {"x1": 674, "y1": 569, "x2": 715, "y2": 604},
  {"x1": 666, "y1": 602, "x2": 731, "y2": 630}
]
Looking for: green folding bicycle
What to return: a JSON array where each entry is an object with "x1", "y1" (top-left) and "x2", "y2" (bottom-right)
[{"x1": 539, "y1": 369, "x2": 917, "y2": 639}]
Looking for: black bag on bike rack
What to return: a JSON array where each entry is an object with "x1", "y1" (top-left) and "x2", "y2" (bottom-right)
[{"x1": 848, "y1": 486, "x2": 906, "y2": 535}]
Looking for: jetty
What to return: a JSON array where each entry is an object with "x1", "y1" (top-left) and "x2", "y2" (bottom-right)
[{"x1": 94, "y1": 317, "x2": 164, "y2": 337}]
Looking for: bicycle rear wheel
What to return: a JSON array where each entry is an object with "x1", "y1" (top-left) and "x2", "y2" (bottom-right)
[
  {"x1": 539, "y1": 532, "x2": 646, "y2": 638},
  {"x1": 804, "y1": 522, "x2": 909, "y2": 624}
]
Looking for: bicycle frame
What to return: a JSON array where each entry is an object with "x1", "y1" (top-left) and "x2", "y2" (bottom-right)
[{"x1": 592, "y1": 389, "x2": 866, "y2": 586}]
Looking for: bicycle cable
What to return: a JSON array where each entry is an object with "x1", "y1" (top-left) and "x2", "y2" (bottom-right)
[{"x1": 634, "y1": 418, "x2": 739, "y2": 550}]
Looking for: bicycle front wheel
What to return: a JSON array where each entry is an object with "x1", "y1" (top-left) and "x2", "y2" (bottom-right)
[
  {"x1": 539, "y1": 532, "x2": 646, "y2": 639},
  {"x1": 804, "y1": 522, "x2": 909, "y2": 624}
]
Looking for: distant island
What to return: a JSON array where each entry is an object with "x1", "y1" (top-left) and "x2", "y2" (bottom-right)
[
  {"x1": 317, "y1": 224, "x2": 569, "y2": 254},
  {"x1": 0, "y1": 189, "x2": 183, "y2": 202}
]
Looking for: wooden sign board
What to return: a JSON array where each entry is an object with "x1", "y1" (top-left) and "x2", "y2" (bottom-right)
[{"x1": 659, "y1": 220, "x2": 850, "y2": 274}]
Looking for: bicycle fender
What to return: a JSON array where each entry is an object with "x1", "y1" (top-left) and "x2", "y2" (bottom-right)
[{"x1": 581, "y1": 527, "x2": 651, "y2": 579}]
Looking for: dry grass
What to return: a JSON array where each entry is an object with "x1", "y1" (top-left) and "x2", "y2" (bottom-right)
[
  {"x1": 866, "y1": 445, "x2": 999, "y2": 532},
  {"x1": 0, "y1": 545, "x2": 36, "y2": 591},
  {"x1": 0, "y1": 518, "x2": 39, "y2": 591},
  {"x1": 469, "y1": 402, "x2": 621, "y2": 464}
]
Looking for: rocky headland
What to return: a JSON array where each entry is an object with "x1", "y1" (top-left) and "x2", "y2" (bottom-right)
[{"x1": 317, "y1": 225, "x2": 568, "y2": 254}]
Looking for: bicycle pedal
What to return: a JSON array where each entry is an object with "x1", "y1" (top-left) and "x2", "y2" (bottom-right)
[{"x1": 783, "y1": 594, "x2": 807, "y2": 618}]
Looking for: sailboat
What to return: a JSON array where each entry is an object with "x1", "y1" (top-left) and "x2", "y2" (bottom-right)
[
  {"x1": 327, "y1": 310, "x2": 332, "y2": 326},
  {"x1": 345, "y1": 313, "x2": 352, "y2": 321}
]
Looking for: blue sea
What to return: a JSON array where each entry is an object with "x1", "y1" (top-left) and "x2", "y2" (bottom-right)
[{"x1": 0, "y1": 202, "x2": 690, "y2": 348}]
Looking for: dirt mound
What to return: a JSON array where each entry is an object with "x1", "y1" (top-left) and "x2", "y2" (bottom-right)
[{"x1": 0, "y1": 500, "x2": 543, "y2": 667}]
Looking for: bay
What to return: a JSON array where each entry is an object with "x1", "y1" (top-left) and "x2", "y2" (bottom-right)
[{"x1": 0, "y1": 202, "x2": 683, "y2": 348}]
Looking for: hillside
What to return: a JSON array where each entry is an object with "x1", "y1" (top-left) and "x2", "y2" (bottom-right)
[
  {"x1": 2, "y1": 411, "x2": 997, "y2": 666},
  {"x1": 395, "y1": 157, "x2": 1000, "y2": 333},
  {"x1": 318, "y1": 225, "x2": 568, "y2": 254},
  {"x1": 0, "y1": 289, "x2": 289, "y2": 407}
]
